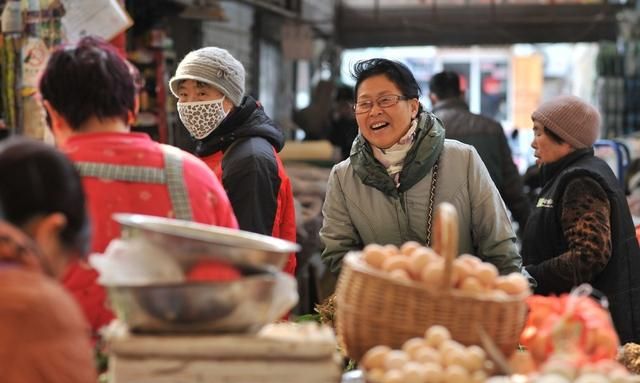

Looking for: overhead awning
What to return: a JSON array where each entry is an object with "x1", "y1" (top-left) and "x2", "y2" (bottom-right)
[{"x1": 336, "y1": 1, "x2": 632, "y2": 47}]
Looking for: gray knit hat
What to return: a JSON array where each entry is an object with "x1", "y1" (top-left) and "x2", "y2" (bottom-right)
[
  {"x1": 169, "y1": 47, "x2": 245, "y2": 106},
  {"x1": 531, "y1": 95, "x2": 601, "y2": 149}
]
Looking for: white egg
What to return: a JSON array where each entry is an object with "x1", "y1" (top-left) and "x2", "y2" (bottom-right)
[{"x1": 424, "y1": 325, "x2": 451, "y2": 348}]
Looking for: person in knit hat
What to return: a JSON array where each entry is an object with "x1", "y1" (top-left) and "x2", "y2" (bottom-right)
[
  {"x1": 170, "y1": 47, "x2": 297, "y2": 276},
  {"x1": 521, "y1": 94, "x2": 640, "y2": 344}
]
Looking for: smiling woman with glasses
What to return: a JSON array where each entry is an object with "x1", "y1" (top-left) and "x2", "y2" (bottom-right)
[{"x1": 319, "y1": 58, "x2": 527, "y2": 283}]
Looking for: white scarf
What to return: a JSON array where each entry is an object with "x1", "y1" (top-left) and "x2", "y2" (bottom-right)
[{"x1": 372, "y1": 119, "x2": 418, "y2": 187}]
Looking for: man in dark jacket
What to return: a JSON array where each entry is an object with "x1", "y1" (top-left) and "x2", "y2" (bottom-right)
[
  {"x1": 169, "y1": 47, "x2": 297, "y2": 275},
  {"x1": 429, "y1": 71, "x2": 531, "y2": 233}
]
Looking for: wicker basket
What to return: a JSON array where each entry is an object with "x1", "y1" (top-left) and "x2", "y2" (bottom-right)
[{"x1": 334, "y1": 203, "x2": 528, "y2": 361}]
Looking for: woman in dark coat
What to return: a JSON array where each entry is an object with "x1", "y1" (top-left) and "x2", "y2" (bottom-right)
[{"x1": 522, "y1": 95, "x2": 640, "y2": 344}]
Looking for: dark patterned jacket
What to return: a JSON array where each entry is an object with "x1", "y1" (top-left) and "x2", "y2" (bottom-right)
[{"x1": 522, "y1": 148, "x2": 640, "y2": 343}]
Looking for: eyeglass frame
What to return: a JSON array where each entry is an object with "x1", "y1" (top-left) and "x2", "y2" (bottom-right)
[{"x1": 353, "y1": 94, "x2": 411, "y2": 114}]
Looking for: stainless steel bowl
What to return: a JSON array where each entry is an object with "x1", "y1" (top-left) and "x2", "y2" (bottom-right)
[
  {"x1": 113, "y1": 213, "x2": 300, "y2": 271},
  {"x1": 106, "y1": 271, "x2": 292, "y2": 333}
]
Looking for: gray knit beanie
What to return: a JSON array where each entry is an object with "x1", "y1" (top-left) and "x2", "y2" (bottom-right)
[
  {"x1": 169, "y1": 47, "x2": 245, "y2": 106},
  {"x1": 531, "y1": 95, "x2": 601, "y2": 149}
]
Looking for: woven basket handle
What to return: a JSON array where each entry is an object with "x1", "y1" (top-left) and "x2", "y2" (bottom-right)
[{"x1": 432, "y1": 202, "x2": 459, "y2": 291}]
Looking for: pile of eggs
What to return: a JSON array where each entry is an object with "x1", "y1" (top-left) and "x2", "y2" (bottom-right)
[
  {"x1": 361, "y1": 325, "x2": 492, "y2": 383},
  {"x1": 486, "y1": 355, "x2": 640, "y2": 383},
  {"x1": 361, "y1": 242, "x2": 529, "y2": 297}
]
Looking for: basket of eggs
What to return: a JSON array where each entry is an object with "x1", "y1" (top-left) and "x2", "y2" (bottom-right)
[{"x1": 334, "y1": 202, "x2": 530, "y2": 361}]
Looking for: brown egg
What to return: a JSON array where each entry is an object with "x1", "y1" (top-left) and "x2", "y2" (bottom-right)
[
  {"x1": 363, "y1": 248, "x2": 387, "y2": 269},
  {"x1": 506, "y1": 273, "x2": 530, "y2": 294},
  {"x1": 384, "y1": 350, "x2": 410, "y2": 370},
  {"x1": 452, "y1": 258, "x2": 473, "y2": 287},
  {"x1": 401, "y1": 362, "x2": 428, "y2": 383},
  {"x1": 400, "y1": 241, "x2": 422, "y2": 257},
  {"x1": 443, "y1": 364, "x2": 470, "y2": 383},
  {"x1": 458, "y1": 253, "x2": 482, "y2": 267},
  {"x1": 381, "y1": 369, "x2": 405, "y2": 383},
  {"x1": 366, "y1": 368, "x2": 386, "y2": 382},
  {"x1": 466, "y1": 345, "x2": 487, "y2": 372},
  {"x1": 408, "y1": 251, "x2": 431, "y2": 280},
  {"x1": 412, "y1": 345, "x2": 442, "y2": 364},
  {"x1": 361, "y1": 345, "x2": 391, "y2": 370},
  {"x1": 471, "y1": 370, "x2": 488, "y2": 383},
  {"x1": 475, "y1": 262, "x2": 499, "y2": 288},
  {"x1": 460, "y1": 276, "x2": 485, "y2": 295},
  {"x1": 421, "y1": 260, "x2": 446, "y2": 289},
  {"x1": 402, "y1": 337, "x2": 427, "y2": 358},
  {"x1": 495, "y1": 273, "x2": 529, "y2": 295},
  {"x1": 383, "y1": 244, "x2": 400, "y2": 256},
  {"x1": 382, "y1": 256, "x2": 411, "y2": 273},
  {"x1": 389, "y1": 268, "x2": 411, "y2": 281},
  {"x1": 422, "y1": 362, "x2": 444, "y2": 382},
  {"x1": 441, "y1": 345, "x2": 467, "y2": 368}
]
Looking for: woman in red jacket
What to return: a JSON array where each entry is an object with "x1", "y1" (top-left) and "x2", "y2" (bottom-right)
[{"x1": 38, "y1": 37, "x2": 238, "y2": 335}]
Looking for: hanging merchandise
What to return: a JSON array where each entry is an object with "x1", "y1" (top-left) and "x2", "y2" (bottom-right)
[
  {"x1": 0, "y1": 1, "x2": 22, "y2": 136},
  {"x1": 59, "y1": 0, "x2": 132, "y2": 43},
  {"x1": 21, "y1": 1, "x2": 63, "y2": 141}
]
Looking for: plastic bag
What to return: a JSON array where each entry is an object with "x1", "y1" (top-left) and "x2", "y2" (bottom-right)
[{"x1": 519, "y1": 284, "x2": 620, "y2": 366}]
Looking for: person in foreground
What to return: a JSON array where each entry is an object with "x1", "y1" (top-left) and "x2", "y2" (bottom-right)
[
  {"x1": 38, "y1": 36, "x2": 238, "y2": 335},
  {"x1": 169, "y1": 46, "x2": 297, "y2": 275},
  {"x1": 0, "y1": 137, "x2": 96, "y2": 383},
  {"x1": 319, "y1": 58, "x2": 522, "y2": 276},
  {"x1": 522, "y1": 95, "x2": 640, "y2": 343}
]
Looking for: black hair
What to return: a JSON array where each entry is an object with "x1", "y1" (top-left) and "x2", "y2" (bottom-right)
[
  {"x1": 428, "y1": 71, "x2": 462, "y2": 99},
  {"x1": 39, "y1": 36, "x2": 135, "y2": 130},
  {"x1": 351, "y1": 59, "x2": 422, "y2": 112},
  {"x1": 0, "y1": 137, "x2": 90, "y2": 255}
]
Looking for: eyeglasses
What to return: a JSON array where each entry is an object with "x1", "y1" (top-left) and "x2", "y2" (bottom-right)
[{"x1": 354, "y1": 94, "x2": 410, "y2": 114}]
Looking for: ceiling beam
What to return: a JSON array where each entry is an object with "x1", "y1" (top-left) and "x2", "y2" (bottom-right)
[{"x1": 336, "y1": 3, "x2": 628, "y2": 47}]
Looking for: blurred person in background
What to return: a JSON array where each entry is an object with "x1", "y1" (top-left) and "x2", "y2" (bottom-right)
[
  {"x1": 522, "y1": 95, "x2": 640, "y2": 343},
  {"x1": 320, "y1": 58, "x2": 522, "y2": 276},
  {"x1": 293, "y1": 80, "x2": 334, "y2": 141},
  {"x1": 39, "y1": 36, "x2": 238, "y2": 336},
  {"x1": 328, "y1": 84, "x2": 359, "y2": 162},
  {"x1": 0, "y1": 137, "x2": 96, "y2": 383},
  {"x1": 170, "y1": 46, "x2": 296, "y2": 276},
  {"x1": 429, "y1": 71, "x2": 531, "y2": 235}
]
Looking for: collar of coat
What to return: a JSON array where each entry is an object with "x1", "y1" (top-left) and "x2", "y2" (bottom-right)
[
  {"x1": 540, "y1": 147, "x2": 595, "y2": 185},
  {"x1": 432, "y1": 98, "x2": 469, "y2": 113},
  {"x1": 350, "y1": 111, "x2": 445, "y2": 196}
]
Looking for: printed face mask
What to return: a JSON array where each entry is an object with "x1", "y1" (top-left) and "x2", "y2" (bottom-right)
[{"x1": 177, "y1": 97, "x2": 227, "y2": 139}]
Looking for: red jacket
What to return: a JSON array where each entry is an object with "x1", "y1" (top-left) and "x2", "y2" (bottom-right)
[
  {"x1": 203, "y1": 149, "x2": 296, "y2": 275},
  {"x1": 61, "y1": 132, "x2": 238, "y2": 334}
]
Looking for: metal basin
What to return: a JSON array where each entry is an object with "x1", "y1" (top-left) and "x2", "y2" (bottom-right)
[
  {"x1": 113, "y1": 213, "x2": 300, "y2": 271},
  {"x1": 106, "y1": 271, "x2": 294, "y2": 333}
]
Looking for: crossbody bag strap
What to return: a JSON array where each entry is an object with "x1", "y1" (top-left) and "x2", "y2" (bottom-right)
[{"x1": 425, "y1": 160, "x2": 439, "y2": 247}]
